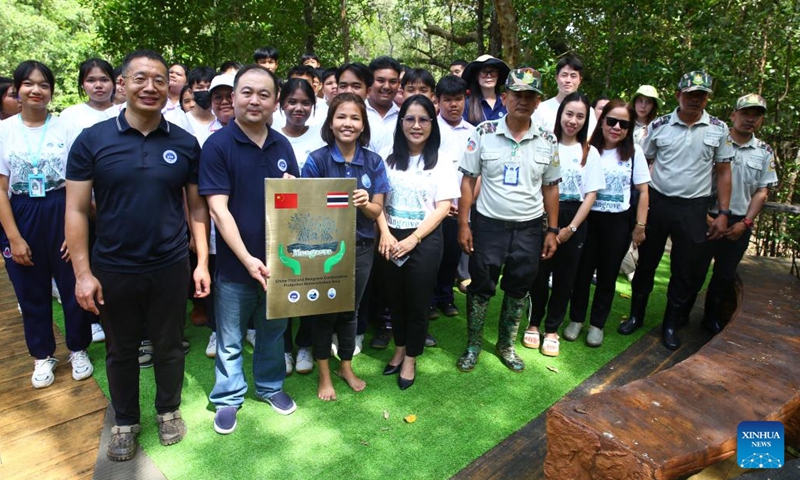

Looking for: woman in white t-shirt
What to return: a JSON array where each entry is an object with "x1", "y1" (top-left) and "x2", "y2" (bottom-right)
[
  {"x1": 59, "y1": 58, "x2": 115, "y2": 131},
  {"x1": 569, "y1": 100, "x2": 651, "y2": 347},
  {"x1": 524, "y1": 92, "x2": 606, "y2": 357},
  {"x1": 0, "y1": 61, "x2": 93, "y2": 389},
  {"x1": 377, "y1": 95, "x2": 460, "y2": 390},
  {"x1": 279, "y1": 78, "x2": 325, "y2": 172}
]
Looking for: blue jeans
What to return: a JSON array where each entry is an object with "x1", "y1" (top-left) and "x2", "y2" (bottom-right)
[{"x1": 210, "y1": 279, "x2": 288, "y2": 408}]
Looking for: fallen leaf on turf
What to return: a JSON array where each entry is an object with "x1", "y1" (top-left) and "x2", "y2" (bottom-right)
[
  {"x1": 546, "y1": 366, "x2": 559, "y2": 373},
  {"x1": 360, "y1": 440, "x2": 369, "y2": 446},
  {"x1": 404, "y1": 414, "x2": 417, "y2": 423},
  {"x1": 383, "y1": 410, "x2": 389, "y2": 420},
  {"x1": 619, "y1": 293, "x2": 631, "y2": 299},
  {"x1": 381, "y1": 427, "x2": 390, "y2": 431},
  {"x1": 620, "y1": 315, "x2": 629, "y2": 320}
]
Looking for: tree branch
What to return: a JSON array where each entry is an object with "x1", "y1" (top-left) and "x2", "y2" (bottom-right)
[{"x1": 423, "y1": 23, "x2": 477, "y2": 45}]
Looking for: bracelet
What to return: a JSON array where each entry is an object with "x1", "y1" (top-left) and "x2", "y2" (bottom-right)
[
  {"x1": 636, "y1": 222, "x2": 646, "y2": 227},
  {"x1": 742, "y1": 218, "x2": 754, "y2": 229},
  {"x1": 412, "y1": 232, "x2": 421, "y2": 244},
  {"x1": 718, "y1": 209, "x2": 732, "y2": 217},
  {"x1": 546, "y1": 226, "x2": 560, "y2": 235}
]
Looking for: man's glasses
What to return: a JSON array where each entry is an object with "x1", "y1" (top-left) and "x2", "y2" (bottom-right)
[{"x1": 125, "y1": 75, "x2": 168, "y2": 88}]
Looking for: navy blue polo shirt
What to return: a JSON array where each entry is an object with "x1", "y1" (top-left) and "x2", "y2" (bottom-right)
[
  {"x1": 302, "y1": 144, "x2": 390, "y2": 240},
  {"x1": 199, "y1": 121, "x2": 299, "y2": 284},
  {"x1": 67, "y1": 111, "x2": 200, "y2": 273}
]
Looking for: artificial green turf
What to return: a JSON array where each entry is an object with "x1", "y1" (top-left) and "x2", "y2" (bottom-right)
[{"x1": 54, "y1": 255, "x2": 672, "y2": 480}]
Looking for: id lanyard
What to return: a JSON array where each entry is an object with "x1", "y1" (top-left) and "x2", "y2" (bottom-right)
[
  {"x1": 19, "y1": 114, "x2": 51, "y2": 175},
  {"x1": 503, "y1": 140, "x2": 521, "y2": 186}
]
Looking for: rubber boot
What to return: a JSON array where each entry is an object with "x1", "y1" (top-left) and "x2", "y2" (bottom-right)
[
  {"x1": 457, "y1": 294, "x2": 490, "y2": 372},
  {"x1": 661, "y1": 302, "x2": 681, "y2": 350},
  {"x1": 618, "y1": 292, "x2": 649, "y2": 335},
  {"x1": 702, "y1": 294, "x2": 724, "y2": 334},
  {"x1": 679, "y1": 293, "x2": 698, "y2": 328},
  {"x1": 496, "y1": 294, "x2": 526, "y2": 372}
]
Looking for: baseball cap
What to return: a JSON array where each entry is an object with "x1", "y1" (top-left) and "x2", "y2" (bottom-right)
[
  {"x1": 735, "y1": 93, "x2": 767, "y2": 112},
  {"x1": 209, "y1": 74, "x2": 235, "y2": 92},
  {"x1": 677, "y1": 71, "x2": 713, "y2": 93},
  {"x1": 505, "y1": 67, "x2": 543, "y2": 94}
]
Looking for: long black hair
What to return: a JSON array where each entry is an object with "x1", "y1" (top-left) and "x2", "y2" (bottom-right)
[
  {"x1": 77, "y1": 58, "x2": 114, "y2": 100},
  {"x1": 554, "y1": 92, "x2": 591, "y2": 166},
  {"x1": 279, "y1": 77, "x2": 316, "y2": 113},
  {"x1": 387, "y1": 94, "x2": 440, "y2": 172}
]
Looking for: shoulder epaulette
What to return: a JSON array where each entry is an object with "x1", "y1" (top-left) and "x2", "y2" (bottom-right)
[
  {"x1": 477, "y1": 120, "x2": 499, "y2": 135},
  {"x1": 537, "y1": 126, "x2": 557, "y2": 144},
  {"x1": 650, "y1": 114, "x2": 670, "y2": 131},
  {"x1": 709, "y1": 116, "x2": 725, "y2": 127},
  {"x1": 757, "y1": 139, "x2": 774, "y2": 155}
]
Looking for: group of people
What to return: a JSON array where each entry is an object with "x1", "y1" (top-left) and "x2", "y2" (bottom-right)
[{"x1": 0, "y1": 45, "x2": 776, "y2": 462}]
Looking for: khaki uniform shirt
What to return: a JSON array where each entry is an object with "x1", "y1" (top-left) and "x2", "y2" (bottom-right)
[
  {"x1": 711, "y1": 134, "x2": 778, "y2": 215},
  {"x1": 644, "y1": 109, "x2": 735, "y2": 198},
  {"x1": 459, "y1": 117, "x2": 560, "y2": 222}
]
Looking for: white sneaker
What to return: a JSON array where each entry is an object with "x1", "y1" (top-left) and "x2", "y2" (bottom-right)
[
  {"x1": 353, "y1": 334, "x2": 364, "y2": 356},
  {"x1": 284, "y1": 352, "x2": 294, "y2": 376},
  {"x1": 331, "y1": 333, "x2": 339, "y2": 358},
  {"x1": 51, "y1": 278, "x2": 61, "y2": 304},
  {"x1": 32, "y1": 357, "x2": 59, "y2": 388},
  {"x1": 206, "y1": 332, "x2": 217, "y2": 358},
  {"x1": 246, "y1": 329, "x2": 256, "y2": 348},
  {"x1": 295, "y1": 347, "x2": 313, "y2": 374},
  {"x1": 69, "y1": 350, "x2": 93, "y2": 381},
  {"x1": 91, "y1": 323, "x2": 105, "y2": 343}
]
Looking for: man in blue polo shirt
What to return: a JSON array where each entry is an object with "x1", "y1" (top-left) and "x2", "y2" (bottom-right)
[
  {"x1": 199, "y1": 65, "x2": 300, "y2": 435},
  {"x1": 65, "y1": 49, "x2": 210, "y2": 461}
]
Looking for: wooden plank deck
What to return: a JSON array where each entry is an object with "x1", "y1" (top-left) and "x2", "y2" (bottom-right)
[{"x1": 0, "y1": 259, "x2": 107, "y2": 480}]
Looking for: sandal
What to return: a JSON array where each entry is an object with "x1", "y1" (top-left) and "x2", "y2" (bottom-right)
[
  {"x1": 522, "y1": 329, "x2": 541, "y2": 349},
  {"x1": 541, "y1": 336, "x2": 560, "y2": 357}
]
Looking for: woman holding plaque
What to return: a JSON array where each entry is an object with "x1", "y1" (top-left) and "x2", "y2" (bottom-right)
[
  {"x1": 377, "y1": 95, "x2": 460, "y2": 390},
  {"x1": 0, "y1": 60, "x2": 93, "y2": 389},
  {"x1": 302, "y1": 93, "x2": 390, "y2": 401}
]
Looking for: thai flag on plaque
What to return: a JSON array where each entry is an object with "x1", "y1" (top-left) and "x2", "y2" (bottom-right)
[{"x1": 326, "y1": 191, "x2": 349, "y2": 208}]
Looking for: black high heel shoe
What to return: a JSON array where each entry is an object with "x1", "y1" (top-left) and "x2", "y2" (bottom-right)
[
  {"x1": 398, "y1": 364, "x2": 416, "y2": 390},
  {"x1": 382, "y1": 361, "x2": 403, "y2": 376}
]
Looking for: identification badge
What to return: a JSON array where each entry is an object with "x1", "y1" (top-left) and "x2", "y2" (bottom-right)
[
  {"x1": 503, "y1": 164, "x2": 520, "y2": 186},
  {"x1": 28, "y1": 174, "x2": 45, "y2": 197}
]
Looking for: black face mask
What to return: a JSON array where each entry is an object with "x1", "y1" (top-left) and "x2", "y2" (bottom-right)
[{"x1": 193, "y1": 90, "x2": 211, "y2": 110}]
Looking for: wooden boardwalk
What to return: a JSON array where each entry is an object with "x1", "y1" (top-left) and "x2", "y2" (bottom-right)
[{"x1": 0, "y1": 259, "x2": 107, "y2": 480}]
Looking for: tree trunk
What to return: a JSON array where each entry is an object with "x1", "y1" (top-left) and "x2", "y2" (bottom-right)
[
  {"x1": 476, "y1": 0, "x2": 485, "y2": 56},
  {"x1": 493, "y1": 0, "x2": 519, "y2": 66},
  {"x1": 304, "y1": 0, "x2": 315, "y2": 54},
  {"x1": 340, "y1": 0, "x2": 349, "y2": 63}
]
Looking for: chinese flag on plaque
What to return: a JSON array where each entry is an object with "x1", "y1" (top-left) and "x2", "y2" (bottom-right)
[{"x1": 274, "y1": 193, "x2": 298, "y2": 209}]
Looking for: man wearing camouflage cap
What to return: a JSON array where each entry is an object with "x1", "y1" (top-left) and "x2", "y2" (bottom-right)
[
  {"x1": 695, "y1": 94, "x2": 778, "y2": 333},
  {"x1": 456, "y1": 67, "x2": 560, "y2": 372},
  {"x1": 618, "y1": 71, "x2": 734, "y2": 350}
]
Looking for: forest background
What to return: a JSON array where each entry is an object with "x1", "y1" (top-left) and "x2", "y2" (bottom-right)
[{"x1": 0, "y1": 0, "x2": 797, "y2": 258}]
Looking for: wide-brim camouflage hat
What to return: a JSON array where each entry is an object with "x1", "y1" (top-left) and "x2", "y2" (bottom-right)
[
  {"x1": 462, "y1": 55, "x2": 511, "y2": 86},
  {"x1": 735, "y1": 93, "x2": 767, "y2": 112},
  {"x1": 678, "y1": 71, "x2": 713, "y2": 93},
  {"x1": 505, "y1": 67, "x2": 543, "y2": 94},
  {"x1": 631, "y1": 85, "x2": 664, "y2": 107}
]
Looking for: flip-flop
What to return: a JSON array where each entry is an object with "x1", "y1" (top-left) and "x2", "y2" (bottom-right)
[
  {"x1": 541, "y1": 336, "x2": 560, "y2": 357},
  {"x1": 522, "y1": 330, "x2": 541, "y2": 349}
]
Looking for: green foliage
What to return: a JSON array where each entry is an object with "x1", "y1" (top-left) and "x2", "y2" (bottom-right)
[{"x1": 0, "y1": 0, "x2": 101, "y2": 110}]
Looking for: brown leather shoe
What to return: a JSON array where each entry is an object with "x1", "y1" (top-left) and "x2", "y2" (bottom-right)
[
  {"x1": 156, "y1": 410, "x2": 187, "y2": 446},
  {"x1": 107, "y1": 424, "x2": 141, "y2": 461}
]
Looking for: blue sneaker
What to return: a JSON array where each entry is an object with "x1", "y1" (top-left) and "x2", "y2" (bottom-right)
[
  {"x1": 214, "y1": 406, "x2": 238, "y2": 435},
  {"x1": 264, "y1": 391, "x2": 297, "y2": 415}
]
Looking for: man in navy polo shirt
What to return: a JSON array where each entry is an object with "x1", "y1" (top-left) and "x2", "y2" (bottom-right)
[
  {"x1": 199, "y1": 65, "x2": 300, "y2": 435},
  {"x1": 65, "y1": 49, "x2": 210, "y2": 461}
]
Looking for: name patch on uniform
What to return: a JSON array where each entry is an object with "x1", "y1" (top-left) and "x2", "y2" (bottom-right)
[
  {"x1": 163, "y1": 150, "x2": 178, "y2": 164},
  {"x1": 278, "y1": 158, "x2": 288, "y2": 172},
  {"x1": 466, "y1": 139, "x2": 477, "y2": 152}
]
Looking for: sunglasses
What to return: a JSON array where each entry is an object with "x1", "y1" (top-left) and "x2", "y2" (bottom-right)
[{"x1": 604, "y1": 117, "x2": 631, "y2": 129}]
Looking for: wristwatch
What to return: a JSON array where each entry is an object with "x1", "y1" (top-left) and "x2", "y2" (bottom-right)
[
  {"x1": 742, "y1": 218, "x2": 754, "y2": 229},
  {"x1": 568, "y1": 224, "x2": 577, "y2": 232},
  {"x1": 546, "y1": 226, "x2": 560, "y2": 235},
  {"x1": 718, "y1": 209, "x2": 732, "y2": 217}
]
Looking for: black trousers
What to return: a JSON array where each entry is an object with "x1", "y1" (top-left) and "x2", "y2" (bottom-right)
[
  {"x1": 528, "y1": 202, "x2": 587, "y2": 333},
  {"x1": 570, "y1": 210, "x2": 632, "y2": 328},
  {"x1": 312, "y1": 240, "x2": 375, "y2": 360},
  {"x1": 468, "y1": 212, "x2": 543, "y2": 299},
  {"x1": 384, "y1": 226, "x2": 443, "y2": 357},
  {"x1": 96, "y1": 258, "x2": 189, "y2": 426},
  {"x1": 697, "y1": 215, "x2": 751, "y2": 301},
  {"x1": 631, "y1": 190, "x2": 711, "y2": 313},
  {"x1": 431, "y1": 216, "x2": 461, "y2": 306}
]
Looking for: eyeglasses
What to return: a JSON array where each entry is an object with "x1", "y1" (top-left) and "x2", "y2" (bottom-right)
[
  {"x1": 212, "y1": 92, "x2": 232, "y2": 103},
  {"x1": 402, "y1": 116, "x2": 432, "y2": 127},
  {"x1": 479, "y1": 69, "x2": 499, "y2": 78},
  {"x1": 125, "y1": 75, "x2": 168, "y2": 88},
  {"x1": 605, "y1": 117, "x2": 631, "y2": 130}
]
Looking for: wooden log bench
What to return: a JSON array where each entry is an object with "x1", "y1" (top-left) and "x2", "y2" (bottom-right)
[{"x1": 543, "y1": 257, "x2": 800, "y2": 479}]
